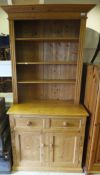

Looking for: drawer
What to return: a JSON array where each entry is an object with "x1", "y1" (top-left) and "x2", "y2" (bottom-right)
[
  {"x1": 15, "y1": 116, "x2": 44, "y2": 129},
  {"x1": 50, "y1": 118, "x2": 81, "y2": 129}
]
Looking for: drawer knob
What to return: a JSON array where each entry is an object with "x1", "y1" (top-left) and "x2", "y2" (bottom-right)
[
  {"x1": 41, "y1": 143, "x2": 45, "y2": 148},
  {"x1": 63, "y1": 121, "x2": 68, "y2": 127},
  {"x1": 27, "y1": 121, "x2": 33, "y2": 126},
  {"x1": 50, "y1": 144, "x2": 53, "y2": 149}
]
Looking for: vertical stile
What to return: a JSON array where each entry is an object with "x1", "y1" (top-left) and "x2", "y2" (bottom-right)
[
  {"x1": 75, "y1": 17, "x2": 86, "y2": 104},
  {"x1": 9, "y1": 20, "x2": 18, "y2": 103}
]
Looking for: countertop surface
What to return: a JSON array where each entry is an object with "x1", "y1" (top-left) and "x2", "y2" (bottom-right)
[{"x1": 7, "y1": 100, "x2": 88, "y2": 117}]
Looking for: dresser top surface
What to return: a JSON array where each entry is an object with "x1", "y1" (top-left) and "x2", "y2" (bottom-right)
[
  {"x1": 1, "y1": 4, "x2": 95, "y2": 20},
  {"x1": 7, "y1": 100, "x2": 88, "y2": 117},
  {"x1": 2, "y1": 4, "x2": 95, "y2": 13}
]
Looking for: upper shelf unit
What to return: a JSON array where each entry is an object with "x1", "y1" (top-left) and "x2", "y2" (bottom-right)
[{"x1": 1, "y1": 4, "x2": 95, "y2": 103}]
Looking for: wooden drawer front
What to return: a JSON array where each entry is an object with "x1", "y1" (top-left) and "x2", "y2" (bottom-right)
[
  {"x1": 15, "y1": 117, "x2": 43, "y2": 129},
  {"x1": 50, "y1": 118, "x2": 81, "y2": 129}
]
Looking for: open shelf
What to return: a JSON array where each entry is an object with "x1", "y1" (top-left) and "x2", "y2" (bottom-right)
[
  {"x1": 17, "y1": 80, "x2": 76, "y2": 84},
  {"x1": 15, "y1": 20, "x2": 80, "y2": 39},
  {"x1": 18, "y1": 83, "x2": 75, "y2": 102},
  {"x1": 17, "y1": 64, "x2": 76, "y2": 83},
  {"x1": 16, "y1": 42, "x2": 78, "y2": 62},
  {"x1": 15, "y1": 37, "x2": 79, "y2": 42},
  {"x1": 17, "y1": 61, "x2": 77, "y2": 65}
]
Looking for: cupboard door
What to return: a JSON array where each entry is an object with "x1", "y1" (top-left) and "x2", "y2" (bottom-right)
[
  {"x1": 87, "y1": 69, "x2": 100, "y2": 171},
  {"x1": 49, "y1": 132, "x2": 80, "y2": 167},
  {"x1": 15, "y1": 131, "x2": 44, "y2": 167},
  {"x1": 88, "y1": 125, "x2": 100, "y2": 172},
  {"x1": 95, "y1": 125, "x2": 100, "y2": 164}
]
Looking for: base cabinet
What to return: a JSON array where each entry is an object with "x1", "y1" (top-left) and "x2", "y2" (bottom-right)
[{"x1": 9, "y1": 114, "x2": 86, "y2": 172}]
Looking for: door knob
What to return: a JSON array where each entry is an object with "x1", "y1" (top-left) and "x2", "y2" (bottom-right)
[
  {"x1": 41, "y1": 143, "x2": 45, "y2": 148},
  {"x1": 49, "y1": 144, "x2": 53, "y2": 149}
]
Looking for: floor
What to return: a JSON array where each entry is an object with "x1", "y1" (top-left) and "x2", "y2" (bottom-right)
[
  {"x1": 1, "y1": 173, "x2": 85, "y2": 175},
  {"x1": 11, "y1": 173, "x2": 84, "y2": 174},
  {"x1": 1, "y1": 172, "x2": 99, "y2": 175}
]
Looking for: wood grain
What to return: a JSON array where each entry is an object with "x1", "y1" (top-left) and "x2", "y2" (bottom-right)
[
  {"x1": 7, "y1": 100, "x2": 88, "y2": 116},
  {"x1": 9, "y1": 20, "x2": 18, "y2": 103},
  {"x1": 2, "y1": 4, "x2": 95, "y2": 20},
  {"x1": 84, "y1": 65, "x2": 100, "y2": 173}
]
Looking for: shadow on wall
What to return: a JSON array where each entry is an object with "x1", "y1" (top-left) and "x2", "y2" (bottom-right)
[{"x1": 84, "y1": 27, "x2": 100, "y2": 63}]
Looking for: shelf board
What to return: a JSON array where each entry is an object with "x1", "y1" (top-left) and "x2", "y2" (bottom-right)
[
  {"x1": 18, "y1": 80, "x2": 76, "y2": 84},
  {"x1": 15, "y1": 37, "x2": 79, "y2": 42},
  {"x1": 17, "y1": 61, "x2": 77, "y2": 65}
]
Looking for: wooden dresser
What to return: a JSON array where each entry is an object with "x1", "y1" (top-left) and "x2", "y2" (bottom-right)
[
  {"x1": 8, "y1": 101, "x2": 88, "y2": 172},
  {"x1": 84, "y1": 64, "x2": 100, "y2": 174},
  {"x1": 2, "y1": 4, "x2": 95, "y2": 172}
]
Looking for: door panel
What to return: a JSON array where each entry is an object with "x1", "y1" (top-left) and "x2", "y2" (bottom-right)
[
  {"x1": 49, "y1": 132, "x2": 80, "y2": 167},
  {"x1": 95, "y1": 125, "x2": 100, "y2": 163},
  {"x1": 15, "y1": 131, "x2": 43, "y2": 167}
]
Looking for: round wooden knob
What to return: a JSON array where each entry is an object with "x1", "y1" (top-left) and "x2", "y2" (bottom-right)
[
  {"x1": 26, "y1": 145, "x2": 30, "y2": 149},
  {"x1": 50, "y1": 144, "x2": 53, "y2": 149},
  {"x1": 63, "y1": 121, "x2": 68, "y2": 127},
  {"x1": 27, "y1": 121, "x2": 32, "y2": 126},
  {"x1": 41, "y1": 143, "x2": 45, "y2": 148}
]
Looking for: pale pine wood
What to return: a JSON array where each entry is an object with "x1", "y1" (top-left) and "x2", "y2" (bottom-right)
[
  {"x1": 78, "y1": 118, "x2": 86, "y2": 168},
  {"x1": 15, "y1": 117, "x2": 44, "y2": 129},
  {"x1": 17, "y1": 65, "x2": 76, "y2": 81},
  {"x1": 89, "y1": 68, "x2": 100, "y2": 169},
  {"x1": 7, "y1": 100, "x2": 88, "y2": 116},
  {"x1": 9, "y1": 114, "x2": 87, "y2": 171},
  {"x1": 84, "y1": 65, "x2": 100, "y2": 173},
  {"x1": 2, "y1": 4, "x2": 95, "y2": 20},
  {"x1": 84, "y1": 65, "x2": 94, "y2": 111},
  {"x1": 14, "y1": 18, "x2": 79, "y2": 102},
  {"x1": 17, "y1": 61, "x2": 77, "y2": 65},
  {"x1": 9, "y1": 20, "x2": 18, "y2": 103},
  {"x1": 18, "y1": 84, "x2": 75, "y2": 102},
  {"x1": 2, "y1": 4, "x2": 95, "y2": 13},
  {"x1": 75, "y1": 18, "x2": 86, "y2": 104},
  {"x1": 15, "y1": 20, "x2": 80, "y2": 38},
  {"x1": 17, "y1": 80, "x2": 76, "y2": 84},
  {"x1": 12, "y1": 166, "x2": 82, "y2": 172},
  {"x1": 15, "y1": 37, "x2": 79, "y2": 41},
  {"x1": 16, "y1": 41, "x2": 78, "y2": 62},
  {"x1": 50, "y1": 118, "x2": 81, "y2": 129},
  {"x1": 95, "y1": 126, "x2": 100, "y2": 163},
  {"x1": 9, "y1": 115, "x2": 17, "y2": 166},
  {"x1": 1, "y1": 4, "x2": 92, "y2": 172},
  {"x1": 49, "y1": 132, "x2": 80, "y2": 167},
  {"x1": 7, "y1": 12, "x2": 83, "y2": 20},
  {"x1": 15, "y1": 131, "x2": 43, "y2": 167}
]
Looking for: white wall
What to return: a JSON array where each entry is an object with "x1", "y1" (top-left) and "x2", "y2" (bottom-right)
[
  {"x1": 45, "y1": 0, "x2": 100, "y2": 3},
  {"x1": 0, "y1": 61, "x2": 12, "y2": 77},
  {"x1": 0, "y1": 7, "x2": 9, "y2": 34},
  {"x1": 87, "y1": 4, "x2": 100, "y2": 33},
  {"x1": 13, "y1": 0, "x2": 39, "y2": 4}
]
